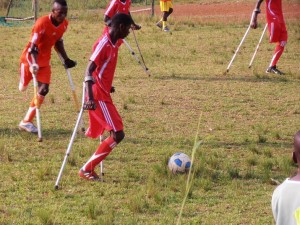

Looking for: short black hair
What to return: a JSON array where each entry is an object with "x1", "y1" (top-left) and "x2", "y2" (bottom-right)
[
  {"x1": 110, "y1": 13, "x2": 133, "y2": 28},
  {"x1": 54, "y1": 0, "x2": 67, "y2": 7}
]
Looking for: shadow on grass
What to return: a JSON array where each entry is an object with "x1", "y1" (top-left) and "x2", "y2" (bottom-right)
[
  {"x1": 202, "y1": 140, "x2": 291, "y2": 150},
  {"x1": 0, "y1": 127, "x2": 79, "y2": 140},
  {"x1": 154, "y1": 73, "x2": 293, "y2": 83}
]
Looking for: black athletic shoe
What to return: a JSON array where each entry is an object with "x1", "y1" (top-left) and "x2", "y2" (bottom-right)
[{"x1": 266, "y1": 66, "x2": 285, "y2": 75}]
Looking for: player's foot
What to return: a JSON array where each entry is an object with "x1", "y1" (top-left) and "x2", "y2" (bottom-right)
[
  {"x1": 79, "y1": 169, "x2": 101, "y2": 181},
  {"x1": 18, "y1": 121, "x2": 38, "y2": 133},
  {"x1": 266, "y1": 66, "x2": 284, "y2": 75},
  {"x1": 156, "y1": 21, "x2": 162, "y2": 29},
  {"x1": 163, "y1": 26, "x2": 170, "y2": 32}
]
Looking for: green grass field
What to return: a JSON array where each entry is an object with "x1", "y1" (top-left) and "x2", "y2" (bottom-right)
[{"x1": 0, "y1": 1, "x2": 300, "y2": 224}]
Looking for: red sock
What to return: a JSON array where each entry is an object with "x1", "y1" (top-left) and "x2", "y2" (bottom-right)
[
  {"x1": 23, "y1": 94, "x2": 44, "y2": 123},
  {"x1": 270, "y1": 43, "x2": 284, "y2": 67},
  {"x1": 82, "y1": 136, "x2": 117, "y2": 172}
]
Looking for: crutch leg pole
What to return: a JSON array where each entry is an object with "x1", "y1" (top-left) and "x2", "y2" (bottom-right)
[
  {"x1": 55, "y1": 83, "x2": 86, "y2": 190},
  {"x1": 99, "y1": 135, "x2": 104, "y2": 179},
  {"x1": 32, "y1": 74, "x2": 42, "y2": 142},
  {"x1": 226, "y1": 12, "x2": 255, "y2": 73},
  {"x1": 123, "y1": 39, "x2": 151, "y2": 76},
  {"x1": 58, "y1": 53, "x2": 85, "y2": 132},
  {"x1": 131, "y1": 29, "x2": 149, "y2": 71},
  {"x1": 248, "y1": 23, "x2": 268, "y2": 68}
]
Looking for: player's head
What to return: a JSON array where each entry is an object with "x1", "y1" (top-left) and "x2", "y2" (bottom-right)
[
  {"x1": 293, "y1": 131, "x2": 300, "y2": 164},
  {"x1": 110, "y1": 13, "x2": 133, "y2": 39},
  {"x1": 52, "y1": 0, "x2": 68, "y2": 24}
]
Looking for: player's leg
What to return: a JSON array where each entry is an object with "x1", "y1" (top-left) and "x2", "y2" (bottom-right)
[
  {"x1": 19, "y1": 66, "x2": 50, "y2": 133},
  {"x1": 156, "y1": 1, "x2": 165, "y2": 29},
  {"x1": 266, "y1": 22, "x2": 288, "y2": 75},
  {"x1": 79, "y1": 100, "x2": 124, "y2": 181}
]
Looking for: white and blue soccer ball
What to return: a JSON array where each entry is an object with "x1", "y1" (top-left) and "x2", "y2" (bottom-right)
[{"x1": 168, "y1": 152, "x2": 191, "y2": 174}]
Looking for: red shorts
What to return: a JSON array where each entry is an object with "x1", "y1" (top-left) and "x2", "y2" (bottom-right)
[
  {"x1": 85, "y1": 100, "x2": 123, "y2": 138},
  {"x1": 268, "y1": 21, "x2": 288, "y2": 43},
  {"x1": 19, "y1": 62, "x2": 51, "y2": 86}
]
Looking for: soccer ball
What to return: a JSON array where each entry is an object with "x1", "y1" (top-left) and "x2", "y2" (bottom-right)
[{"x1": 168, "y1": 152, "x2": 191, "y2": 174}]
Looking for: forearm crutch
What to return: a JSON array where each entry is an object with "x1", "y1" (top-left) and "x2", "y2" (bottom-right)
[
  {"x1": 32, "y1": 73, "x2": 42, "y2": 142},
  {"x1": 248, "y1": 23, "x2": 268, "y2": 68},
  {"x1": 226, "y1": 12, "x2": 255, "y2": 72},
  {"x1": 123, "y1": 39, "x2": 151, "y2": 77},
  {"x1": 99, "y1": 135, "x2": 104, "y2": 180},
  {"x1": 58, "y1": 53, "x2": 85, "y2": 132},
  {"x1": 131, "y1": 29, "x2": 149, "y2": 72},
  {"x1": 55, "y1": 82, "x2": 86, "y2": 190}
]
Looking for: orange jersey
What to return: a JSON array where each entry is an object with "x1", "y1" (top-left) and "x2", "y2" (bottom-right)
[
  {"x1": 160, "y1": 0, "x2": 172, "y2": 2},
  {"x1": 20, "y1": 14, "x2": 68, "y2": 67}
]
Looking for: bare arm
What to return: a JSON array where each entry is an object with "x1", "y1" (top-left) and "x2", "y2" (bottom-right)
[
  {"x1": 128, "y1": 12, "x2": 141, "y2": 30},
  {"x1": 251, "y1": 0, "x2": 264, "y2": 29},
  {"x1": 55, "y1": 39, "x2": 76, "y2": 68},
  {"x1": 104, "y1": 15, "x2": 111, "y2": 26},
  {"x1": 83, "y1": 61, "x2": 97, "y2": 110}
]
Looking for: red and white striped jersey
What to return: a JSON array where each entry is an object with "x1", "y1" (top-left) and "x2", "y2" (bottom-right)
[
  {"x1": 265, "y1": 0, "x2": 284, "y2": 23},
  {"x1": 104, "y1": 0, "x2": 131, "y2": 18},
  {"x1": 89, "y1": 29, "x2": 122, "y2": 102}
]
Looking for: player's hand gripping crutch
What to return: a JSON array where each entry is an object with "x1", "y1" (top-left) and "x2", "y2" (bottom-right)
[
  {"x1": 29, "y1": 59, "x2": 42, "y2": 142},
  {"x1": 226, "y1": 11, "x2": 256, "y2": 73},
  {"x1": 123, "y1": 39, "x2": 151, "y2": 77},
  {"x1": 248, "y1": 23, "x2": 267, "y2": 68},
  {"x1": 55, "y1": 82, "x2": 86, "y2": 190},
  {"x1": 57, "y1": 53, "x2": 85, "y2": 132}
]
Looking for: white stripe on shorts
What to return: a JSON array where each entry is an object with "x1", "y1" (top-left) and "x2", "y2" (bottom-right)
[{"x1": 99, "y1": 101, "x2": 116, "y2": 131}]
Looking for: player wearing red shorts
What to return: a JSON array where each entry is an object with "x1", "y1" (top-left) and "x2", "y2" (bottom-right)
[
  {"x1": 251, "y1": 0, "x2": 288, "y2": 75},
  {"x1": 79, "y1": 13, "x2": 133, "y2": 181},
  {"x1": 104, "y1": 0, "x2": 140, "y2": 30},
  {"x1": 18, "y1": 0, "x2": 76, "y2": 133}
]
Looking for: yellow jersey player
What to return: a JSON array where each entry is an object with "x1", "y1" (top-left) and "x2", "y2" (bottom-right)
[{"x1": 156, "y1": 0, "x2": 173, "y2": 32}]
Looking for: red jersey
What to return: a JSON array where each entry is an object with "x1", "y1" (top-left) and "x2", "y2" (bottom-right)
[
  {"x1": 90, "y1": 30, "x2": 123, "y2": 102},
  {"x1": 265, "y1": 0, "x2": 284, "y2": 23},
  {"x1": 20, "y1": 14, "x2": 68, "y2": 67},
  {"x1": 104, "y1": 0, "x2": 131, "y2": 18}
]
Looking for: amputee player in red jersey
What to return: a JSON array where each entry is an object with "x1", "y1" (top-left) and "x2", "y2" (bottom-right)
[
  {"x1": 18, "y1": 0, "x2": 76, "y2": 133},
  {"x1": 104, "y1": 0, "x2": 141, "y2": 30},
  {"x1": 251, "y1": 0, "x2": 288, "y2": 75},
  {"x1": 79, "y1": 13, "x2": 133, "y2": 181}
]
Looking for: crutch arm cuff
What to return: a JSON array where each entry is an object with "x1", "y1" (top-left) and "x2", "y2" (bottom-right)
[
  {"x1": 84, "y1": 76, "x2": 95, "y2": 83},
  {"x1": 253, "y1": 9, "x2": 261, "y2": 14}
]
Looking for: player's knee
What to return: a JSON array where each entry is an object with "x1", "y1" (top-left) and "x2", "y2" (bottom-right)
[
  {"x1": 38, "y1": 85, "x2": 49, "y2": 96},
  {"x1": 113, "y1": 130, "x2": 125, "y2": 144},
  {"x1": 280, "y1": 41, "x2": 287, "y2": 47}
]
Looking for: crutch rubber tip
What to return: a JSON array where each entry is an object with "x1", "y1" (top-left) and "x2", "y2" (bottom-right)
[
  {"x1": 55, "y1": 185, "x2": 59, "y2": 190},
  {"x1": 248, "y1": 66, "x2": 252, "y2": 68},
  {"x1": 38, "y1": 138, "x2": 43, "y2": 142}
]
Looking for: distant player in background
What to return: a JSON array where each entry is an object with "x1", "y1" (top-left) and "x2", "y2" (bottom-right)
[
  {"x1": 18, "y1": 0, "x2": 76, "y2": 133},
  {"x1": 251, "y1": 0, "x2": 287, "y2": 75},
  {"x1": 104, "y1": 0, "x2": 141, "y2": 30},
  {"x1": 156, "y1": 0, "x2": 173, "y2": 32},
  {"x1": 271, "y1": 131, "x2": 300, "y2": 225},
  {"x1": 78, "y1": 13, "x2": 133, "y2": 181}
]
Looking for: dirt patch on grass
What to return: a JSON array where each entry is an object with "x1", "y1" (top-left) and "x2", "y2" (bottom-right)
[{"x1": 133, "y1": 2, "x2": 300, "y2": 23}]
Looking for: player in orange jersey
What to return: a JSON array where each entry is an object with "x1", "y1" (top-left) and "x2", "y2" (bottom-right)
[
  {"x1": 104, "y1": 0, "x2": 141, "y2": 30},
  {"x1": 18, "y1": 0, "x2": 76, "y2": 133},
  {"x1": 78, "y1": 13, "x2": 133, "y2": 181},
  {"x1": 156, "y1": 0, "x2": 173, "y2": 32},
  {"x1": 251, "y1": 0, "x2": 287, "y2": 75}
]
